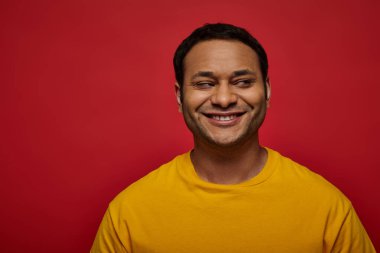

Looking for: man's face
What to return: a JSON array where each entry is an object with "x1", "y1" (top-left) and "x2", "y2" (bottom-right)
[{"x1": 178, "y1": 39, "x2": 270, "y2": 147}]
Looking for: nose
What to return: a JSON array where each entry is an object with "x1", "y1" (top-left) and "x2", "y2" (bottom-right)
[{"x1": 210, "y1": 83, "x2": 238, "y2": 108}]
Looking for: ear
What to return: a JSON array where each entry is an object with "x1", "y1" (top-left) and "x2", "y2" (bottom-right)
[
  {"x1": 175, "y1": 82, "x2": 182, "y2": 113},
  {"x1": 265, "y1": 78, "x2": 271, "y2": 108}
]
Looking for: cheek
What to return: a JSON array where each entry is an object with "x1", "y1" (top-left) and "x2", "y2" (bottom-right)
[
  {"x1": 238, "y1": 92, "x2": 266, "y2": 107},
  {"x1": 183, "y1": 90, "x2": 210, "y2": 109}
]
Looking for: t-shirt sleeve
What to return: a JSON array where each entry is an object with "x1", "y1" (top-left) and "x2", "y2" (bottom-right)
[
  {"x1": 90, "y1": 207, "x2": 130, "y2": 253},
  {"x1": 331, "y1": 206, "x2": 376, "y2": 253}
]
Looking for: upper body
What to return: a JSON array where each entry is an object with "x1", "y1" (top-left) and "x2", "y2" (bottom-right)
[
  {"x1": 91, "y1": 148, "x2": 375, "y2": 253},
  {"x1": 91, "y1": 23, "x2": 375, "y2": 252}
]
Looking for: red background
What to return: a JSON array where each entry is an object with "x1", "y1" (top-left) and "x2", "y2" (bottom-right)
[{"x1": 1, "y1": 0, "x2": 379, "y2": 252}]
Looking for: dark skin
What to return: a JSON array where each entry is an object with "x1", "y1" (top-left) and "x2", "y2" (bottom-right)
[{"x1": 175, "y1": 40, "x2": 271, "y2": 184}]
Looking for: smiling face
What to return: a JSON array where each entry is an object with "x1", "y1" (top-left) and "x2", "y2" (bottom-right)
[{"x1": 177, "y1": 39, "x2": 270, "y2": 147}]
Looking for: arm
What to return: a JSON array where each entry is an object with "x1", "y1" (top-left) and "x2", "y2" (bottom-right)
[
  {"x1": 90, "y1": 208, "x2": 130, "y2": 253},
  {"x1": 331, "y1": 206, "x2": 376, "y2": 253}
]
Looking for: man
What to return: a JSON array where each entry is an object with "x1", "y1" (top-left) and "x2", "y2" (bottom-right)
[{"x1": 91, "y1": 23, "x2": 375, "y2": 252}]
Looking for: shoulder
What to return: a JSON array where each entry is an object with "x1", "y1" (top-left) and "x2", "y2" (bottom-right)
[
  {"x1": 109, "y1": 152, "x2": 189, "y2": 209},
  {"x1": 268, "y1": 148, "x2": 352, "y2": 209}
]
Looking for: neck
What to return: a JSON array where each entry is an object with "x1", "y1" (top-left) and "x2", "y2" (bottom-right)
[{"x1": 191, "y1": 135, "x2": 267, "y2": 185}]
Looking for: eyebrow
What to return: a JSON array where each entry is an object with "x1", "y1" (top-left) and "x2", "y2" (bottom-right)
[
  {"x1": 190, "y1": 69, "x2": 256, "y2": 80},
  {"x1": 190, "y1": 71, "x2": 215, "y2": 80},
  {"x1": 231, "y1": 69, "x2": 256, "y2": 77}
]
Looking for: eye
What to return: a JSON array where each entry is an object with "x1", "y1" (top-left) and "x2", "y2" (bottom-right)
[
  {"x1": 234, "y1": 79, "x2": 255, "y2": 87},
  {"x1": 192, "y1": 81, "x2": 215, "y2": 89}
]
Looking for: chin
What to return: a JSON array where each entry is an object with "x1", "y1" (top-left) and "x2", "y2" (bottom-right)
[
  {"x1": 206, "y1": 128, "x2": 260, "y2": 148},
  {"x1": 205, "y1": 135, "x2": 248, "y2": 148}
]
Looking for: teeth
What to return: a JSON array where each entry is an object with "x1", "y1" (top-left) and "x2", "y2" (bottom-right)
[{"x1": 212, "y1": 115, "x2": 236, "y2": 121}]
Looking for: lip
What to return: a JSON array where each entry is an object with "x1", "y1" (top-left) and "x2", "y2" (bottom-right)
[{"x1": 202, "y1": 111, "x2": 246, "y2": 127}]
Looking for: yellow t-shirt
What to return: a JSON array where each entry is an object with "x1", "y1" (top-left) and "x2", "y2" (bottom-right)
[{"x1": 91, "y1": 148, "x2": 375, "y2": 253}]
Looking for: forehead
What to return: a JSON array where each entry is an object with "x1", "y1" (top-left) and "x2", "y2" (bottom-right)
[{"x1": 183, "y1": 39, "x2": 261, "y2": 77}]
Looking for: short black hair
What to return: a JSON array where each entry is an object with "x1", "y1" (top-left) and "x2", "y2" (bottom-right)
[{"x1": 173, "y1": 23, "x2": 269, "y2": 91}]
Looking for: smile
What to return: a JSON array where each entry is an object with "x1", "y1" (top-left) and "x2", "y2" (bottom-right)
[
  {"x1": 211, "y1": 115, "x2": 237, "y2": 121},
  {"x1": 203, "y1": 112, "x2": 245, "y2": 124}
]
